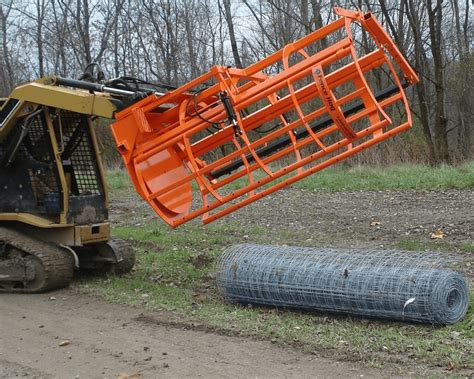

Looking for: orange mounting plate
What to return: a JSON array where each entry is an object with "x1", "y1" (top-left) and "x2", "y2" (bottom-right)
[{"x1": 110, "y1": 7, "x2": 418, "y2": 227}]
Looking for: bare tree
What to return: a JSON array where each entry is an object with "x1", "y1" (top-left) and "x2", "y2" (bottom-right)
[
  {"x1": 50, "y1": 0, "x2": 71, "y2": 76},
  {"x1": 34, "y1": 0, "x2": 48, "y2": 77},
  {"x1": 450, "y1": 0, "x2": 472, "y2": 159},
  {"x1": 426, "y1": 0, "x2": 450, "y2": 162},
  {"x1": 0, "y1": 0, "x2": 471, "y2": 163},
  {"x1": 0, "y1": 1, "x2": 15, "y2": 94},
  {"x1": 404, "y1": 0, "x2": 437, "y2": 162},
  {"x1": 377, "y1": 0, "x2": 472, "y2": 162},
  {"x1": 221, "y1": 0, "x2": 243, "y2": 68}
]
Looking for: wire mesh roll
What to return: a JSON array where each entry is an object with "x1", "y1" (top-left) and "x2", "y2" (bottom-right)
[{"x1": 216, "y1": 244, "x2": 470, "y2": 325}]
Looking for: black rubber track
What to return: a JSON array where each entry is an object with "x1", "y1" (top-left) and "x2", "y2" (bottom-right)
[
  {"x1": 104, "y1": 237, "x2": 135, "y2": 275},
  {"x1": 0, "y1": 227, "x2": 74, "y2": 293}
]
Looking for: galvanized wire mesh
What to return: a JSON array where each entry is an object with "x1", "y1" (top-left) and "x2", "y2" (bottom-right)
[{"x1": 216, "y1": 244, "x2": 469, "y2": 325}]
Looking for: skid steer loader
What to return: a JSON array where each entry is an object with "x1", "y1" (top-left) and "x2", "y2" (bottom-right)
[{"x1": 0, "y1": 8, "x2": 418, "y2": 292}]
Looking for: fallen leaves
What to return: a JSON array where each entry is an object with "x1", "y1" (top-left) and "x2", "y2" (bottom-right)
[
  {"x1": 430, "y1": 229, "x2": 446, "y2": 239},
  {"x1": 446, "y1": 361, "x2": 454, "y2": 371},
  {"x1": 117, "y1": 373, "x2": 141, "y2": 379},
  {"x1": 192, "y1": 290, "x2": 208, "y2": 302},
  {"x1": 189, "y1": 253, "x2": 214, "y2": 269}
]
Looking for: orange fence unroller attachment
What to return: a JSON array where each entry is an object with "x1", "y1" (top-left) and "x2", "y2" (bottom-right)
[{"x1": 110, "y1": 8, "x2": 419, "y2": 227}]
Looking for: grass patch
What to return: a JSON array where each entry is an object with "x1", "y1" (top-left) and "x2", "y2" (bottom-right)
[
  {"x1": 106, "y1": 162, "x2": 474, "y2": 193},
  {"x1": 94, "y1": 164, "x2": 474, "y2": 371},
  {"x1": 111, "y1": 222, "x2": 263, "y2": 286},
  {"x1": 81, "y1": 272, "x2": 473, "y2": 371},
  {"x1": 397, "y1": 239, "x2": 474, "y2": 254},
  {"x1": 296, "y1": 162, "x2": 474, "y2": 191},
  {"x1": 106, "y1": 169, "x2": 133, "y2": 190},
  {"x1": 78, "y1": 222, "x2": 474, "y2": 371}
]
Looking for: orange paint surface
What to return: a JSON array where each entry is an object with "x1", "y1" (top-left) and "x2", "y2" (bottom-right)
[{"x1": 110, "y1": 8, "x2": 418, "y2": 227}]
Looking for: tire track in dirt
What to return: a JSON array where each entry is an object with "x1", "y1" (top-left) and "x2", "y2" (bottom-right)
[{"x1": 1, "y1": 290, "x2": 397, "y2": 378}]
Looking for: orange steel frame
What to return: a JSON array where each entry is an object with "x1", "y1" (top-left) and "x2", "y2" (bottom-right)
[{"x1": 110, "y1": 8, "x2": 419, "y2": 227}]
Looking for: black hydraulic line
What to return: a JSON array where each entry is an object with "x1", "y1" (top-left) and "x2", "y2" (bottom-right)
[
  {"x1": 56, "y1": 77, "x2": 140, "y2": 96},
  {"x1": 57, "y1": 77, "x2": 108, "y2": 92},
  {"x1": 119, "y1": 76, "x2": 178, "y2": 91},
  {"x1": 210, "y1": 83, "x2": 405, "y2": 179}
]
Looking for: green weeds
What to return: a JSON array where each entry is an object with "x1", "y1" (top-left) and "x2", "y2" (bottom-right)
[
  {"x1": 106, "y1": 162, "x2": 474, "y2": 192},
  {"x1": 296, "y1": 162, "x2": 474, "y2": 192},
  {"x1": 86, "y1": 164, "x2": 474, "y2": 371},
  {"x1": 79, "y1": 222, "x2": 473, "y2": 371}
]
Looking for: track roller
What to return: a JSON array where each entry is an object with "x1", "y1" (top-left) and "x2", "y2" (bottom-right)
[
  {"x1": 76, "y1": 237, "x2": 135, "y2": 275},
  {"x1": 0, "y1": 227, "x2": 75, "y2": 293}
]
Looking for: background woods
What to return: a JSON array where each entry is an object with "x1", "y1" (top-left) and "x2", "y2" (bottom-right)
[{"x1": 0, "y1": 0, "x2": 472, "y2": 164}]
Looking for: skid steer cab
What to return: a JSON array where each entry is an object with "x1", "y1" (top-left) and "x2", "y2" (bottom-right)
[{"x1": 0, "y1": 8, "x2": 418, "y2": 292}]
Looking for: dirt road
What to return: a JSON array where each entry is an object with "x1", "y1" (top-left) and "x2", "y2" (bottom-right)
[
  {"x1": 1, "y1": 290, "x2": 393, "y2": 379},
  {"x1": 1, "y1": 188, "x2": 472, "y2": 378}
]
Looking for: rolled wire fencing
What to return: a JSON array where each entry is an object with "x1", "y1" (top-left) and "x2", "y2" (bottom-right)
[{"x1": 216, "y1": 244, "x2": 469, "y2": 325}]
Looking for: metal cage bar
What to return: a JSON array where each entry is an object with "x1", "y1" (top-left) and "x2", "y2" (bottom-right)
[{"x1": 110, "y1": 8, "x2": 419, "y2": 227}]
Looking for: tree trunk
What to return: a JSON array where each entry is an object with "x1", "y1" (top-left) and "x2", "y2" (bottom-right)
[
  {"x1": 222, "y1": 0, "x2": 243, "y2": 68},
  {"x1": 0, "y1": 3, "x2": 14, "y2": 94},
  {"x1": 35, "y1": 0, "x2": 46, "y2": 77},
  {"x1": 451, "y1": 0, "x2": 472, "y2": 159},
  {"x1": 404, "y1": 0, "x2": 436, "y2": 163},
  {"x1": 426, "y1": 0, "x2": 450, "y2": 163}
]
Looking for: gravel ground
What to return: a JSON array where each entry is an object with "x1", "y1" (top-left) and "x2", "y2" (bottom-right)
[
  {"x1": 111, "y1": 188, "x2": 473, "y2": 279},
  {"x1": 1, "y1": 291, "x2": 395, "y2": 379}
]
